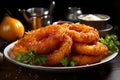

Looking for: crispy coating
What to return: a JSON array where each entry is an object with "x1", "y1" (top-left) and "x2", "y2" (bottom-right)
[
  {"x1": 12, "y1": 24, "x2": 67, "y2": 55},
  {"x1": 24, "y1": 24, "x2": 68, "y2": 40},
  {"x1": 45, "y1": 35, "x2": 73, "y2": 66},
  {"x1": 71, "y1": 55, "x2": 103, "y2": 66},
  {"x1": 65, "y1": 23, "x2": 99, "y2": 44},
  {"x1": 72, "y1": 42, "x2": 108, "y2": 56}
]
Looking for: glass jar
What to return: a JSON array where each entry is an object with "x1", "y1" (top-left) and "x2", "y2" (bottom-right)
[
  {"x1": 27, "y1": 8, "x2": 51, "y2": 28},
  {"x1": 66, "y1": 7, "x2": 82, "y2": 22}
]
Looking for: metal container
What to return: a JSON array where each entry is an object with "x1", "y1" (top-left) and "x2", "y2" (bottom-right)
[
  {"x1": 78, "y1": 14, "x2": 110, "y2": 30},
  {"x1": 19, "y1": 7, "x2": 51, "y2": 29},
  {"x1": 66, "y1": 7, "x2": 82, "y2": 22}
]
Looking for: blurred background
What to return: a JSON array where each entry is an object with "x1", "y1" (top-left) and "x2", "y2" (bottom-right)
[{"x1": 0, "y1": 0, "x2": 120, "y2": 35}]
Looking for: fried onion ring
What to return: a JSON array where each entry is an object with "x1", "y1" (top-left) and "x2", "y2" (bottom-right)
[
  {"x1": 62, "y1": 23, "x2": 100, "y2": 44},
  {"x1": 12, "y1": 24, "x2": 67, "y2": 56},
  {"x1": 45, "y1": 35, "x2": 73, "y2": 66},
  {"x1": 71, "y1": 55, "x2": 103, "y2": 66},
  {"x1": 24, "y1": 24, "x2": 68, "y2": 40},
  {"x1": 72, "y1": 42, "x2": 108, "y2": 56}
]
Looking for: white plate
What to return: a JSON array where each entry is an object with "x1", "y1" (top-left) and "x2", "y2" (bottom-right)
[{"x1": 4, "y1": 41, "x2": 118, "y2": 72}]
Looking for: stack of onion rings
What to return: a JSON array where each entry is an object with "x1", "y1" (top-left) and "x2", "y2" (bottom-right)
[
  {"x1": 71, "y1": 42, "x2": 108, "y2": 65},
  {"x1": 12, "y1": 23, "x2": 108, "y2": 66}
]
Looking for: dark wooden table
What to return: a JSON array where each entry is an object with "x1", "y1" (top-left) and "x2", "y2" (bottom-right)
[{"x1": 0, "y1": 47, "x2": 120, "y2": 80}]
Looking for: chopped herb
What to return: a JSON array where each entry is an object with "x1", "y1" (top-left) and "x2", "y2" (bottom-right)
[
  {"x1": 15, "y1": 51, "x2": 24, "y2": 62},
  {"x1": 70, "y1": 60, "x2": 77, "y2": 67},
  {"x1": 60, "y1": 56, "x2": 70, "y2": 67},
  {"x1": 35, "y1": 55, "x2": 47, "y2": 66},
  {"x1": 15, "y1": 50, "x2": 47, "y2": 66},
  {"x1": 99, "y1": 34, "x2": 120, "y2": 52}
]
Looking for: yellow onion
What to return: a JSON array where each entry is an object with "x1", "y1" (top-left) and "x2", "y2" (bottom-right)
[{"x1": 0, "y1": 16, "x2": 25, "y2": 42}]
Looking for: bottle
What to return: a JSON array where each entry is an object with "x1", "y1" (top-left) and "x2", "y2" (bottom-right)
[{"x1": 66, "y1": 7, "x2": 82, "y2": 22}]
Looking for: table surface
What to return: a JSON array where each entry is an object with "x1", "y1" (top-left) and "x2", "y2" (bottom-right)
[{"x1": 0, "y1": 48, "x2": 120, "y2": 80}]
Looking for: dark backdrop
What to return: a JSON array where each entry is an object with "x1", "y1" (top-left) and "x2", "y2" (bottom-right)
[{"x1": 0, "y1": 0, "x2": 120, "y2": 34}]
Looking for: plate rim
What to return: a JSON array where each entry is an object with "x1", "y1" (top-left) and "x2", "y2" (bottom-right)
[{"x1": 3, "y1": 41, "x2": 119, "y2": 71}]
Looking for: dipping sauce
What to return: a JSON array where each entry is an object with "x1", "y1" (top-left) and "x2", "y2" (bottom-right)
[
  {"x1": 79, "y1": 14, "x2": 110, "y2": 21},
  {"x1": 79, "y1": 14, "x2": 102, "y2": 21}
]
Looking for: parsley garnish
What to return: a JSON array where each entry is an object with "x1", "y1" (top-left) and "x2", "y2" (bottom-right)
[
  {"x1": 60, "y1": 56, "x2": 77, "y2": 67},
  {"x1": 15, "y1": 50, "x2": 47, "y2": 66},
  {"x1": 99, "y1": 34, "x2": 120, "y2": 52}
]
